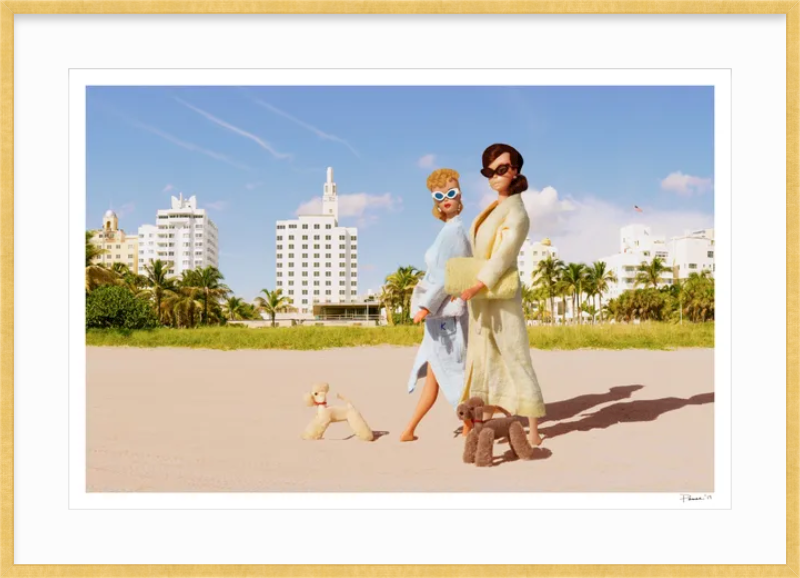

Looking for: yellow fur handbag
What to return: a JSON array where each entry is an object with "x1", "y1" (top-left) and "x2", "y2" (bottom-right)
[{"x1": 445, "y1": 257, "x2": 520, "y2": 300}]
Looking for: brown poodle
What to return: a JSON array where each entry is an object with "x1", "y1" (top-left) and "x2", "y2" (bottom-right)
[{"x1": 457, "y1": 397, "x2": 536, "y2": 467}]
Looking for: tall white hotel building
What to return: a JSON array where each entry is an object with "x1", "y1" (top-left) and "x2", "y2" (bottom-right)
[
  {"x1": 137, "y1": 193, "x2": 220, "y2": 277},
  {"x1": 275, "y1": 167, "x2": 358, "y2": 313}
]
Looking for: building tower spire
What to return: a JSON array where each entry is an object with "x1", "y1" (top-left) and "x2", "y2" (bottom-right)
[{"x1": 322, "y1": 166, "x2": 338, "y2": 224}]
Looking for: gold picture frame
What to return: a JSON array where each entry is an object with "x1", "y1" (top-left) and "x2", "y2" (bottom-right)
[{"x1": 0, "y1": 2, "x2": 797, "y2": 576}]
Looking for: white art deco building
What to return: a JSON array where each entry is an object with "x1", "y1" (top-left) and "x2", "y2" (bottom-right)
[
  {"x1": 137, "y1": 193, "x2": 219, "y2": 277},
  {"x1": 275, "y1": 167, "x2": 358, "y2": 313},
  {"x1": 517, "y1": 237, "x2": 559, "y2": 287}
]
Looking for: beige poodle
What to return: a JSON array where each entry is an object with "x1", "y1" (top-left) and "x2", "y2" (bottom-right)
[{"x1": 302, "y1": 382, "x2": 374, "y2": 441}]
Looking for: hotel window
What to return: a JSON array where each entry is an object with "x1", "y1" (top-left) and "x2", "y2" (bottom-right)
[
  {"x1": 339, "y1": 263, "x2": 346, "y2": 269},
  {"x1": 352, "y1": 254, "x2": 357, "y2": 260},
  {"x1": 325, "y1": 272, "x2": 332, "y2": 277},
  {"x1": 302, "y1": 224, "x2": 308, "y2": 229},
  {"x1": 288, "y1": 254, "x2": 294, "y2": 259},
  {"x1": 339, "y1": 235, "x2": 346, "y2": 240},
  {"x1": 352, "y1": 272, "x2": 357, "y2": 278},
  {"x1": 288, "y1": 290, "x2": 294, "y2": 295},
  {"x1": 339, "y1": 253, "x2": 346, "y2": 259},
  {"x1": 352, "y1": 236, "x2": 357, "y2": 241},
  {"x1": 325, "y1": 254, "x2": 331, "y2": 259},
  {"x1": 277, "y1": 245, "x2": 283, "y2": 250},
  {"x1": 325, "y1": 262, "x2": 331, "y2": 268},
  {"x1": 339, "y1": 271, "x2": 346, "y2": 276},
  {"x1": 643, "y1": 251, "x2": 650, "y2": 256},
  {"x1": 325, "y1": 281, "x2": 332, "y2": 286},
  {"x1": 288, "y1": 271, "x2": 294, "y2": 277},
  {"x1": 302, "y1": 245, "x2": 308, "y2": 250},
  {"x1": 302, "y1": 281, "x2": 308, "y2": 286},
  {"x1": 116, "y1": 254, "x2": 121, "y2": 259},
  {"x1": 302, "y1": 235, "x2": 308, "y2": 240},
  {"x1": 302, "y1": 254, "x2": 308, "y2": 259},
  {"x1": 116, "y1": 244, "x2": 121, "y2": 249},
  {"x1": 314, "y1": 244, "x2": 320, "y2": 250},
  {"x1": 351, "y1": 281, "x2": 357, "y2": 286},
  {"x1": 313, "y1": 271, "x2": 320, "y2": 277},
  {"x1": 128, "y1": 254, "x2": 134, "y2": 258},
  {"x1": 313, "y1": 263, "x2": 320, "y2": 268},
  {"x1": 708, "y1": 251, "x2": 714, "y2": 258},
  {"x1": 288, "y1": 235, "x2": 295, "y2": 240},
  {"x1": 326, "y1": 290, "x2": 332, "y2": 295},
  {"x1": 289, "y1": 224, "x2": 296, "y2": 229},
  {"x1": 314, "y1": 224, "x2": 320, "y2": 229},
  {"x1": 313, "y1": 253, "x2": 320, "y2": 259},
  {"x1": 302, "y1": 271, "x2": 308, "y2": 277},
  {"x1": 302, "y1": 262, "x2": 308, "y2": 268},
  {"x1": 325, "y1": 235, "x2": 331, "y2": 240},
  {"x1": 314, "y1": 235, "x2": 320, "y2": 240},
  {"x1": 277, "y1": 280, "x2": 283, "y2": 286},
  {"x1": 277, "y1": 236, "x2": 283, "y2": 241},
  {"x1": 314, "y1": 290, "x2": 319, "y2": 295},
  {"x1": 325, "y1": 245, "x2": 331, "y2": 250},
  {"x1": 277, "y1": 254, "x2": 283, "y2": 259},
  {"x1": 339, "y1": 290, "x2": 346, "y2": 295},
  {"x1": 288, "y1": 244, "x2": 294, "y2": 249},
  {"x1": 302, "y1": 290, "x2": 308, "y2": 295},
  {"x1": 689, "y1": 263, "x2": 697, "y2": 269},
  {"x1": 276, "y1": 272, "x2": 282, "y2": 277},
  {"x1": 340, "y1": 280, "x2": 346, "y2": 286},
  {"x1": 325, "y1": 224, "x2": 331, "y2": 229},
  {"x1": 288, "y1": 280, "x2": 294, "y2": 286}
]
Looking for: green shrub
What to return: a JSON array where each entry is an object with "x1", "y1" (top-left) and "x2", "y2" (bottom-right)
[{"x1": 86, "y1": 285, "x2": 158, "y2": 330}]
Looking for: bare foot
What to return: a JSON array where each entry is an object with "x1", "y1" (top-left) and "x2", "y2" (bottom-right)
[
  {"x1": 528, "y1": 432, "x2": 544, "y2": 447},
  {"x1": 399, "y1": 431, "x2": 418, "y2": 442}
]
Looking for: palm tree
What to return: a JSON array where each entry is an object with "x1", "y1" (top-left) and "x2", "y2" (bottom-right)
[
  {"x1": 561, "y1": 263, "x2": 586, "y2": 324},
  {"x1": 378, "y1": 285, "x2": 399, "y2": 326},
  {"x1": 163, "y1": 286, "x2": 204, "y2": 328},
  {"x1": 138, "y1": 259, "x2": 177, "y2": 325},
  {"x1": 255, "y1": 288, "x2": 292, "y2": 327},
  {"x1": 85, "y1": 231, "x2": 117, "y2": 292},
  {"x1": 587, "y1": 261, "x2": 618, "y2": 322},
  {"x1": 181, "y1": 266, "x2": 230, "y2": 325},
  {"x1": 222, "y1": 296, "x2": 250, "y2": 321},
  {"x1": 111, "y1": 262, "x2": 149, "y2": 294},
  {"x1": 384, "y1": 265, "x2": 424, "y2": 324},
  {"x1": 533, "y1": 256, "x2": 564, "y2": 325},
  {"x1": 520, "y1": 284, "x2": 537, "y2": 321},
  {"x1": 635, "y1": 256, "x2": 670, "y2": 289}
]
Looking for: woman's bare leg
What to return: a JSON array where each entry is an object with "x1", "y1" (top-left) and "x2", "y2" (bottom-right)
[
  {"x1": 528, "y1": 416, "x2": 543, "y2": 446},
  {"x1": 400, "y1": 364, "x2": 440, "y2": 441}
]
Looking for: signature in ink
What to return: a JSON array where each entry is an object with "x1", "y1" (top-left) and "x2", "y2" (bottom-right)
[{"x1": 679, "y1": 493, "x2": 713, "y2": 502}]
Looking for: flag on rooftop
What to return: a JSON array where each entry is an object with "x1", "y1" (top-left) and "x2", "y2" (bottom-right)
[{"x1": 634, "y1": 205, "x2": 643, "y2": 213}]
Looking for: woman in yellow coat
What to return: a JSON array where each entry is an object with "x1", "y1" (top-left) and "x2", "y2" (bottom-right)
[{"x1": 458, "y1": 143, "x2": 547, "y2": 446}]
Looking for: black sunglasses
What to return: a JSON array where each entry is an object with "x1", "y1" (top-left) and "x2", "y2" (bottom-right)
[{"x1": 481, "y1": 164, "x2": 518, "y2": 178}]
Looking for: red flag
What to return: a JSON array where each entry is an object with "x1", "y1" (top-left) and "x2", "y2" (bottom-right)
[{"x1": 634, "y1": 205, "x2": 643, "y2": 213}]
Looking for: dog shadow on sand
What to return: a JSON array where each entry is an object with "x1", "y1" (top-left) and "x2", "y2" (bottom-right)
[{"x1": 452, "y1": 385, "x2": 714, "y2": 465}]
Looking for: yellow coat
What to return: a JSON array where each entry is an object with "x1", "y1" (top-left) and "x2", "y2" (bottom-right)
[{"x1": 461, "y1": 194, "x2": 546, "y2": 419}]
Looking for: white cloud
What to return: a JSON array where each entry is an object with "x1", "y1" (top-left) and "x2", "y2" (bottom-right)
[
  {"x1": 417, "y1": 154, "x2": 437, "y2": 169},
  {"x1": 476, "y1": 183, "x2": 712, "y2": 264},
  {"x1": 660, "y1": 171, "x2": 713, "y2": 196},
  {"x1": 162, "y1": 184, "x2": 174, "y2": 193},
  {"x1": 205, "y1": 201, "x2": 228, "y2": 211},
  {"x1": 295, "y1": 192, "x2": 401, "y2": 226}
]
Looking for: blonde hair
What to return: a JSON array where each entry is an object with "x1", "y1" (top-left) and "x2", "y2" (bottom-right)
[{"x1": 427, "y1": 168, "x2": 463, "y2": 222}]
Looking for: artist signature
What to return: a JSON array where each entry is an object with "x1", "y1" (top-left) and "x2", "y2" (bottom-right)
[{"x1": 679, "y1": 493, "x2": 713, "y2": 502}]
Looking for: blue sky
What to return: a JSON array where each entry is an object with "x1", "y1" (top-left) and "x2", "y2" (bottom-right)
[{"x1": 86, "y1": 86, "x2": 714, "y2": 300}]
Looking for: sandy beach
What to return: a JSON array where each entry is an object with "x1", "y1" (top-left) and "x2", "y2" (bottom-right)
[{"x1": 86, "y1": 346, "x2": 714, "y2": 492}]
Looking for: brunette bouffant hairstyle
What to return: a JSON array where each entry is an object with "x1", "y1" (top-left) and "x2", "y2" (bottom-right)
[{"x1": 481, "y1": 143, "x2": 529, "y2": 196}]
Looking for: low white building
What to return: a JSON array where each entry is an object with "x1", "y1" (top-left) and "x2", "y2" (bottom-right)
[
  {"x1": 602, "y1": 224, "x2": 674, "y2": 302},
  {"x1": 517, "y1": 237, "x2": 559, "y2": 287},
  {"x1": 669, "y1": 228, "x2": 715, "y2": 280}
]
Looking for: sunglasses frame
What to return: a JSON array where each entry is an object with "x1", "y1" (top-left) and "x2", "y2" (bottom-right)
[
  {"x1": 431, "y1": 187, "x2": 460, "y2": 202},
  {"x1": 480, "y1": 164, "x2": 518, "y2": 179}
]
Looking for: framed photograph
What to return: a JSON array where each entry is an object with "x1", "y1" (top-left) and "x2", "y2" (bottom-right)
[{"x1": 2, "y1": 2, "x2": 797, "y2": 576}]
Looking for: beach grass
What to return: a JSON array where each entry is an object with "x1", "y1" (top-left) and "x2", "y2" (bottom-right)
[{"x1": 86, "y1": 322, "x2": 714, "y2": 351}]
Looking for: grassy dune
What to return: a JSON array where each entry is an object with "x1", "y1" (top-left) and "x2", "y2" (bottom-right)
[{"x1": 86, "y1": 322, "x2": 714, "y2": 351}]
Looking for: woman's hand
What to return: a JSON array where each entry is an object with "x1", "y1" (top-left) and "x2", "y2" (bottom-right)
[
  {"x1": 460, "y1": 281, "x2": 486, "y2": 301},
  {"x1": 413, "y1": 308, "x2": 430, "y2": 324}
]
